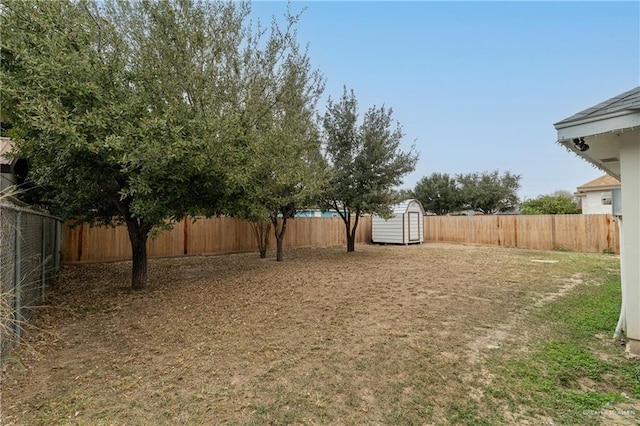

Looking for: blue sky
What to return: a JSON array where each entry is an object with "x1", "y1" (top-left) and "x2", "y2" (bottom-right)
[{"x1": 251, "y1": 1, "x2": 640, "y2": 200}]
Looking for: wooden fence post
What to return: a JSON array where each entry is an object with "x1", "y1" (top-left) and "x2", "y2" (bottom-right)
[
  {"x1": 77, "y1": 223, "x2": 84, "y2": 262},
  {"x1": 183, "y1": 217, "x2": 189, "y2": 255}
]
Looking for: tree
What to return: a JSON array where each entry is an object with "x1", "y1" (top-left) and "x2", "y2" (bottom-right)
[
  {"x1": 456, "y1": 170, "x2": 521, "y2": 214},
  {"x1": 1, "y1": 0, "x2": 250, "y2": 289},
  {"x1": 230, "y1": 9, "x2": 326, "y2": 261},
  {"x1": 520, "y1": 191, "x2": 579, "y2": 215},
  {"x1": 322, "y1": 87, "x2": 418, "y2": 252},
  {"x1": 413, "y1": 172, "x2": 462, "y2": 215},
  {"x1": 395, "y1": 188, "x2": 414, "y2": 201}
]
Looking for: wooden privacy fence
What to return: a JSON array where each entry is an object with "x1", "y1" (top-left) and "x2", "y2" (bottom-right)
[
  {"x1": 63, "y1": 216, "x2": 372, "y2": 262},
  {"x1": 423, "y1": 214, "x2": 620, "y2": 254},
  {"x1": 63, "y1": 214, "x2": 619, "y2": 263}
]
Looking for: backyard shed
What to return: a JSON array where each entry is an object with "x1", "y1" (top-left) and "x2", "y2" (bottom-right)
[{"x1": 372, "y1": 199, "x2": 425, "y2": 244}]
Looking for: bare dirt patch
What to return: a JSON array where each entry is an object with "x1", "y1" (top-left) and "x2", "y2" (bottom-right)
[{"x1": 0, "y1": 243, "x2": 606, "y2": 424}]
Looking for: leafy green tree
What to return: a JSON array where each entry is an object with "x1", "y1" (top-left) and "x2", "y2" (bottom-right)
[
  {"x1": 1, "y1": 0, "x2": 250, "y2": 289},
  {"x1": 413, "y1": 172, "x2": 462, "y2": 215},
  {"x1": 456, "y1": 170, "x2": 521, "y2": 214},
  {"x1": 520, "y1": 191, "x2": 579, "y2": 215},
  {"x1": 395, "y1": 188, "x2": 414, "y2": 201},
  {"x1": 322, "y1": 87, "x2": 419, "y2": 252},
  {"x1": 230, "y1": 10, "x2": 326, "y2": 261}
]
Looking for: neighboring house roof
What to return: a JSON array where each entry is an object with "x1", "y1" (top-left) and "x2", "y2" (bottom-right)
[
  {"x1": 555, "y1": 86, "x2": 640, "y2": 127},
  {"x1": 576, "y1": 175, "x2": 621, "y2": 193},
  {"x1": 0, "y1": 137, "x2": 16, "y2": 166}
]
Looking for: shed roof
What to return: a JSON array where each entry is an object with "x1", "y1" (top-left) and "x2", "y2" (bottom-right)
[
  {"x1": 576, "y1": 174, "x2": 620, "y2": 192},
  {"x1": 554, "y1": 86, "x2": 640, "y2": 127},
  {"x1": 390, "y1": 199, "x2": 425, "y2": 215}
]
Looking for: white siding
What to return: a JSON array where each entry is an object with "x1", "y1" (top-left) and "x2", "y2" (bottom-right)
[
  {"x1": 372, "y1": 215, "x2": 405, "y2": 244},
  {"x1": 581, "y1": 192, "x2": 613, "y2": 214},
  {"x1": 372, "y1": 199, "x2": 425, "y2": 244}
]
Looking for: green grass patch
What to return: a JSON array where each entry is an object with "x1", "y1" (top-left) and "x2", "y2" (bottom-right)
[{"x1": 480, "y1": 254, "x2": 640, "y2": 425}]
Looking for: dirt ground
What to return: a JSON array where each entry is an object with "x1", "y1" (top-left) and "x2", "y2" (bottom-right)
[{"x1": 0, "y1": 243, "x2": 615, "y2": 424}]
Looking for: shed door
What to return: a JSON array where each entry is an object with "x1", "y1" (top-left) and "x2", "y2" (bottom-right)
[{"x1": 408, "y1": 212, "x2": 420, "y2": 241}]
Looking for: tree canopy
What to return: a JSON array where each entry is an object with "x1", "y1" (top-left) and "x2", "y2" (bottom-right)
[
  {"x1": 456, "y1": 170, "x2": 521, "y2": 214},
  {"x1": 520, "y1": 191, "x2": 579, "y2": 215},
  {"x1": 231, "y1": 12, "x2": 326, "y2": 261},
  {"x1": 412, "y1": 172, "x2": 462, "y2": 215},
  {"x1": 322, "y1": 87, "x2": 418, "y2": 252},
  {"x1": 1, "y1": 0, "x2": 322, "y2": 287}
]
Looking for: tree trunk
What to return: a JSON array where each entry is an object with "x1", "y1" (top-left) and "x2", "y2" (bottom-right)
[
  {"x1": 339, "y1": 209, "x2": 360, "y2": 252},
  {"x1": 251, "y1": 220, "x2": 271, "y2": 259},
  {"x1": 125, "y1": 218, "x2": 150, "y2": 290},
  {"x1": 276, "y1": 233, "x2": 284, "y2": 261},
  {"x1": 347, "y1": 212, "x2": 360, "y2": 252},
  {"x1": 271, "y1": 215, "x2": 287, "y2": 262},
  {"x1": 347, "y1": 235, "x2": 355, "y2": 252},
  {"x1": 341, "y1": 210, "x2": 352, "y2": 252}
]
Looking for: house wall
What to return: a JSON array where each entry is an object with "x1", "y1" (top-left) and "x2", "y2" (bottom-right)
[
  {"x1": 619, "y1": 135, "x2": 640, "y2": 351},
  {"x1": 580, "y1": 191, "x2": 613, "y2": 214},
  {"x1": 321, "y1": 211, "x2": 341, "y2": 218},
  {"x1": 295, "y1": 210, "x2": 321, "y2": 218}
]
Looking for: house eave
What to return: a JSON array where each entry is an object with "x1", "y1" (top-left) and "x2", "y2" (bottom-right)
[
  {"x1": 575, "y1": 184, "x2": 620, "y2": 193},
  {"x1": 555, "y1": 111, "x2": 640, "y2": 141},
  {"x1": 557, "y1": 139, "x2": 620, "y2": 180}
]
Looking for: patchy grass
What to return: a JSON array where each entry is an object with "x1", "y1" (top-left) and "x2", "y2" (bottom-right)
[
  {"x1": 480, "y1": 254, "x2": 639, "y2": 425},
  {"x1": 1, "y1": 244, "x2": 637, "y2": 425}
]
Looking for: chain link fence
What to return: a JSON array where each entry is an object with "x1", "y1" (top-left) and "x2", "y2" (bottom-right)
[{"x1": 1, "y1": 201, "x2": 62, "y2": 357}]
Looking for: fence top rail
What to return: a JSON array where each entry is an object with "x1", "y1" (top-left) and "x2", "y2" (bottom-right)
[{"x1": 0, "y1": 202, "x2": 62, "y2": 221}]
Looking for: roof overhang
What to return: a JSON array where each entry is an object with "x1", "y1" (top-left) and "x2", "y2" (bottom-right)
[
  {"x1": 575, "y1": 185, "x2": 620, "y2": 193},
  {"x1": 555, "y1": 109, "x2": 640, "y2": 139},
  {"x1": 554, "y1": 110, "x2": 640, "y2": 180}
]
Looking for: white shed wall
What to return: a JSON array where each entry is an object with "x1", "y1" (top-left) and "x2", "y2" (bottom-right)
[
  {"x1": 406, "y1": 201, "x2": 424, "y2": 243},
  {"x1": 372, "y1": 215, "x2": 406, "y2": 244},
  {"x1": 372, "y1": 199, "x2": 424, "y2": 244}
]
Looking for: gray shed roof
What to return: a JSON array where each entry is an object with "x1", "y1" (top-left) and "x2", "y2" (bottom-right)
[{"x1": 554, "y1": 86, "x2": 640, "y2": 127}]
